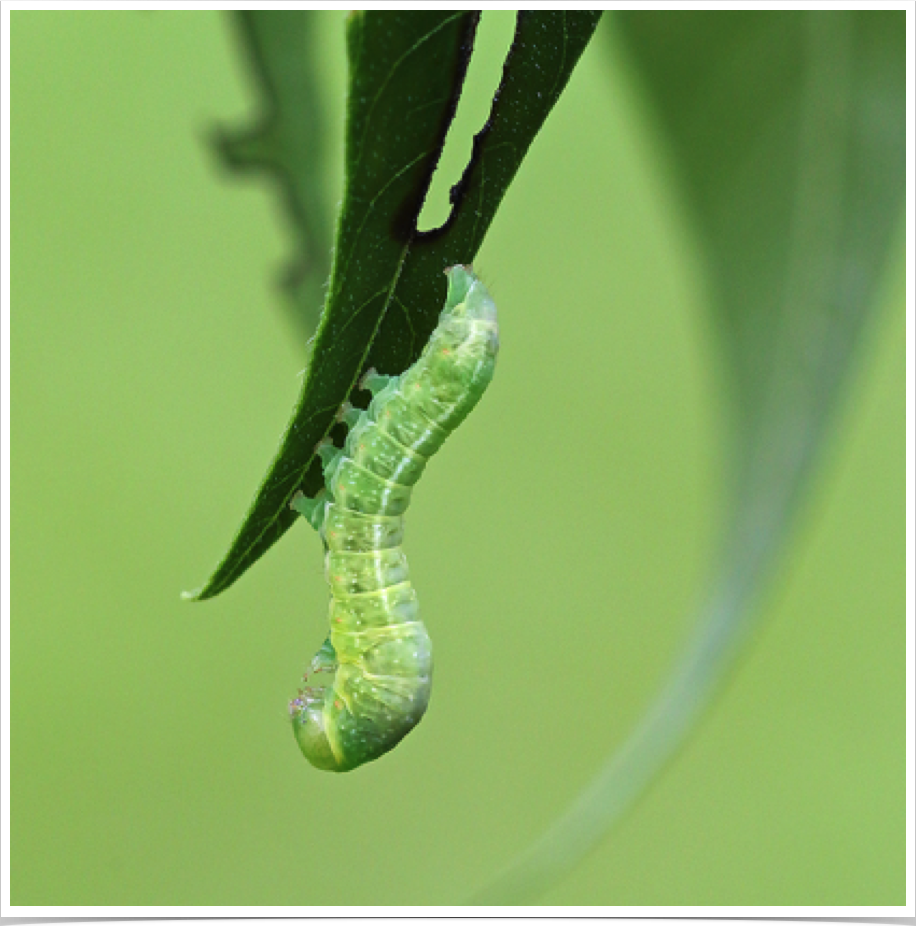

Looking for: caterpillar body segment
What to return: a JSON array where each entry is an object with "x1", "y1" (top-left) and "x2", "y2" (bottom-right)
[{"x1": 289, "y1": 266, "x2": 499, "y2": 772}]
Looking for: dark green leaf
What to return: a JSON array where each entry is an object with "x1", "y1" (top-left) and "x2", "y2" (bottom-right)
[
  {"x1": 474, "y1": 10, "x2": 905, "y2": 902},
  {"x1": 214, "y1": 11, "x2": 333, "y2": 339},
  {"x1": 188, "y1": 11, "x2": 603, "y2": 601}
]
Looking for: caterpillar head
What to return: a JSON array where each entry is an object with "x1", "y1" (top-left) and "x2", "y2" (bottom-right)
[
  {"x1": 289, "y1": 639, "x2": 348, "y2": 770},
  {"x1": 291, "y1": 626, "x2": 433, "y2": 773},
  {"x1": 290, "y1": 691, "x2": 347, "y2": 771},
  {"x1": 291, "y1": 682, "x2": 430, "y2": 773}
]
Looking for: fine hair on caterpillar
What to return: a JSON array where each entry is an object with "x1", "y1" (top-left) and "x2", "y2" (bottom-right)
[{"x1": 289, "y1": 265, "x2": 499, "y2": 772}]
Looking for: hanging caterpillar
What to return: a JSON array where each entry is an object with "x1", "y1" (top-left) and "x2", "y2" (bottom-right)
[{"x1": 289, "y1": 266, "x2": 499, "y2": 772}]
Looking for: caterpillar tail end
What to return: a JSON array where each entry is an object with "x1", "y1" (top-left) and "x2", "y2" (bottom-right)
[
  {"x1": 444, "y1": 264, "x2": 475, "y2": 307},
  {"x1": 444, "y1": 265, "x2": 497, "y2": 324}
]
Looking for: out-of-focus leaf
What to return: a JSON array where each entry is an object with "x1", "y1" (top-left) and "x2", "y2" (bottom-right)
[
  {"x1": 475, "y1": 10, "x2": 905, "y2": 903},
  {"x1": 188, "y1": 11, "x2": 603, "y2": 601},
  {"x1": 214, "y1": 11, "x2": 332, "y2": 339}
]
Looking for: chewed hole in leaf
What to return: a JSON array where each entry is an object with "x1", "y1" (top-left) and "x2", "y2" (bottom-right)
[{"x1": 416, "y1": 11, "x2": 517, "y2": 232}]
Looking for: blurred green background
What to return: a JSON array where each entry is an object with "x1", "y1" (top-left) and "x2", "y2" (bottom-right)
[{"x1": 12, "y1": 11, "x2": 903, "y2": 906}]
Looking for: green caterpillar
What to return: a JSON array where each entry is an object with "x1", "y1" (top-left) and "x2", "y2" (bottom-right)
[{"x1": 289, "y1": 266, "x2": 499, "y2": 772}]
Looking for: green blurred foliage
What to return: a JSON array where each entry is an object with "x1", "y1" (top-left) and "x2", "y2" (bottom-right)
[
  {"x1": 12, "y1": 10, "x2": 903, "y2": 906},
  {"x1": 214, "y1": 11, "x2": 333, "y2": 342},
  {"x1": 478, "y1": 11, "x2": 904, "y2": 901}
]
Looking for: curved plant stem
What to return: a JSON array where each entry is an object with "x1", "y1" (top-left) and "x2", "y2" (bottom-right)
[
  {"x1": 472, "y1": 11, "x2": 904, "y2": 904},
  {"x1": 472, "y1": 498, "x2": 791, "y2": 905}
]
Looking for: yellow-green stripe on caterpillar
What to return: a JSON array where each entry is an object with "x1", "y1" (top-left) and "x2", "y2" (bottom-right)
[{"x1": 289, "y1": 266, "x2": 499, "y2": 771}]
